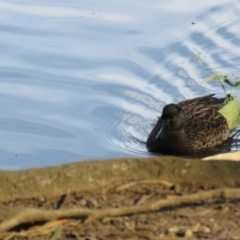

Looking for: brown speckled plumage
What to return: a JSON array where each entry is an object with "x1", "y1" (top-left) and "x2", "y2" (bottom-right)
[{"x1": 147, "y1": 94, "x2": 230, "y2": 154}]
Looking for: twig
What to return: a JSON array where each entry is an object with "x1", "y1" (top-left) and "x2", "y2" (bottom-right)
[
  {"x1": 116, "y1": 179, "x2": 173, "y2": 191},
  {"x1": 103, "y1": 230, "x2": 180, "y2": 240},
  {"x1": 85, "y1": 188, "x2": 240, "y2": 224},
  {"x1": 0, "y1": 188, "x2": 240, "y2": 232}
]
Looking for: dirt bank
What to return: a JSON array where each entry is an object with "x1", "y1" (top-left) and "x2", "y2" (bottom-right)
[{"x1": 0, "y1": 156, "x2": 240, "y2": 239}]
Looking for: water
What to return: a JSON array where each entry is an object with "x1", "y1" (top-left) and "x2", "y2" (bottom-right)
[{"x1": 0, "y1": 0, "x2": 240, "y2": 169}]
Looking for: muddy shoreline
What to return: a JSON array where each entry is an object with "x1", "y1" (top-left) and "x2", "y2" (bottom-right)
[{"x1": 0, "y1": 156, "x2": 240, "y2": 239}]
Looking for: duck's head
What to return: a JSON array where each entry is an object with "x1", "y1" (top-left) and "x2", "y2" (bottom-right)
[{"x1": 156, "y1": 104, "x2": 186, "y2": 140}]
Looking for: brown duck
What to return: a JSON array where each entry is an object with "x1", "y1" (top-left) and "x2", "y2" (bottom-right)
[{"x1": 146, "y1": 94, "x2": 240, "y2": 154}]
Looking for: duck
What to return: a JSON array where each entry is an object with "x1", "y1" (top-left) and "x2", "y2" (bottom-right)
[{"x1": 146, "y1": 94, "x2": 240, "y2": 154}]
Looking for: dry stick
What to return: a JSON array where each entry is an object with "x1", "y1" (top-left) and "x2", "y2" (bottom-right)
[
  {"x1": 0, "y1": 188, "x2": 240, "y2": 232},
  {"x1": 116, "y1": 179, "x2": 174, "y2": 191},
  {"x1": 2, "y1": 220, "x2": 78, "y2": 240},
  {"x1": 104, "y1": 231, "x2": 180, "y2": 240},
  {"x1": 84, "y1": 188, "x2": 240, "y2": 224},
  {"x1": 0, "y1": 208, "x2": 91, "y2": 232}
]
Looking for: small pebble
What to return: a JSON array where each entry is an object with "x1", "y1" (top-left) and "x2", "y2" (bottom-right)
[
  {"x1": 192, "y1": 223, "x2": 211, "y2": 233},
  {"x1": 212, "y1": 222, "x2": 220, "y2": 232},
  {"x1": 221, "y1": 206, "x2": 229, "y2": 214},
  {"x1": 39, "y1": 197, "x2": 46, "y2": 202},
  {"x1": 168, "y1": 226, "x2": 180, "y2": 233},
  {"x1": 185, "y1": 229, "x2": 193, "y2": 238},
  {"x1": 181, "y1": 169, "x2": 187, "y2": 176},
  {"x1": 102, "y1": 217, "x2": 112, "y2": 224},
  {"x1": 79, "y1": 199, "x2": 87, "y2": 206},
  {"x1": 174, "y1": 184, "x2": 181, "y2": 194},
  {"x1": 201, "y1": 226, "x2": 211, "y2": 233},
  {"x1": 209, "y1": 218, "x2": 215, "y2": 222},
  {"x1": 89, "y1": 199, "x2": 99, "y2": 207},
  {"x1": 124, "y1": 221, "x2": 135, "y2": 231}
]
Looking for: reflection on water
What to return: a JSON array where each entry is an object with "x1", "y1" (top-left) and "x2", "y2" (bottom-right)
[{"x1": 0, "y1": 0, "x2": 240, "y2": 169}]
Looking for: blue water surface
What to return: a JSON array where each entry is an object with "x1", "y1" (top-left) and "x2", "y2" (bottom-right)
[{"x1": 0, "y1": 0, "x2": 240, "y2": 169}]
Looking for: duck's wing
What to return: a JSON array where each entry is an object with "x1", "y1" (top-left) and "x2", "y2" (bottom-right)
[
  {"x1": 186, "y1": 106, "x2": 227, "y2": 130},
  {"x1": 178, "y1": 94, "x2": 229, "y2": 148},
  {"x1": 186, "y1": 106, "x2": 230, "y2": 148},
  {"x1": 178, "y1": 94, "x2": 225, "y2": 117}
]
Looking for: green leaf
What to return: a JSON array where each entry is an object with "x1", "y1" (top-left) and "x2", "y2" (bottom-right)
[
  {"x1": 233, "y1": 81, "x2": 240, "y2": 88},
  {"x1": 218, "y1": 99, "x2": 240, "y2": 130},
  {"x1": 223, "y1": 78, "x2": 235, "y2": 87},
  {"x1": 49, "y1": 225, "x2": 63, "y2": 240},
  {"x1": 218, "y1": 74, "x2": 228, "y2": 82}
]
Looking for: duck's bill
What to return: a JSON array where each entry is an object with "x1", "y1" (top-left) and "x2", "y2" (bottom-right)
[
  {"x1": 156, "y1": 128, "x2": 163, "y2": 140},
  {"x1": 156, "y1": 121, "x2": 170, "y2": 140}
]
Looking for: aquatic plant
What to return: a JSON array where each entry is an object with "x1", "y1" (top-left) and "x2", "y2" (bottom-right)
[
  {"x1": 49, "y1": 225, "x2": 63, "y2": 240},
  {"x1": 195, "y1": 53, "x2": 240, "y2": 94},
  {"x1": 195, "y1": 53, "x2": 240, "y2": 131}
]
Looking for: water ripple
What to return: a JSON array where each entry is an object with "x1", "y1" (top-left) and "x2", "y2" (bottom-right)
[{"x1": 1, "y1": 0, "x2": 240, "y2": 168}]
